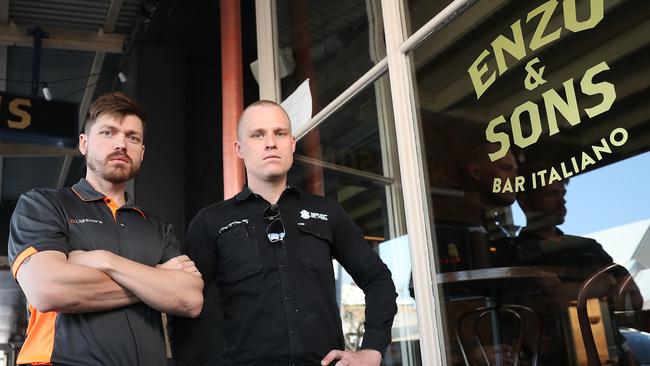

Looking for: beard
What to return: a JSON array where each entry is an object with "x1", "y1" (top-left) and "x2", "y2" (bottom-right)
[{"x1": 86, "y1": 151, "x2": 140, "y2": 184}]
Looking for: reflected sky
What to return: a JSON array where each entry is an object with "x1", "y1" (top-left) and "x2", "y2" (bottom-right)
[{"x1": 513, "y1": 150, "x2": 650, "y2": 236}]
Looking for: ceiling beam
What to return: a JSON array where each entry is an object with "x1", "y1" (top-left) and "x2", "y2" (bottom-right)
[
  {"x1": 579, "y1": 95, "x2": 650, "y2": 146},
  {"x1": 104, "y1": 0, "x2": 124, "y2": 33},
  {"x1": 57, "y1": 52, "x2": 106, "y2": 188},
  {"x1": 545, "y1": 91, "x2": 650, "y2": 149},
  {"x1": 0, "y1": 0, "x2": 9, "y2": 201},
  {"x1": 57, "y1": 0, "x2": 125, "y2": 188},
  {"x1": 422, "y1": 10, "x2": 650, "y2": 125},
  {"x1": 81, "y1": 0, "x2": 125, "y2": 123},
  {"x1": 56, "y1": 155, "x2": 72, "y2": 188},
  {"x1": 421, "y1": 0, "x2": 626, "y2": 114},
  {"x1": 0, "y1": 0, "x2": 7, "y2": 24},
  {"x1": 413, "y1": 0, "x2": 509, "y2": 69},
  {"x1": 485, "y1": 17, "x2": 650, "y2": 119},
  {"x1": 78, "y1": 52, "x2": 107, "y2": 129},
  {"x1": 0, "y1": 22, "x2": 125, "y2": 53},
  {"x1": 347, "y1": 198, "x2": 382, "y2": 222}
]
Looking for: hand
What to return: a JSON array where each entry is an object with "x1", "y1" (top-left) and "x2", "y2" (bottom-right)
[
  {"x1": 68, "y1": 250, "x2": 114, "y2": 271},
  {"x1": 321, "y1": 349, "x2": 381, "y2": 366},
  {"x1": 156, "y1": 255, "x2": 202, "y2": 278}
]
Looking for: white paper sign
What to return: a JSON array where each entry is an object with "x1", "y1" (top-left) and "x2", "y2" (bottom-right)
[{"x1": 281, "y1": 79, "x2": 312, "y2": 135}]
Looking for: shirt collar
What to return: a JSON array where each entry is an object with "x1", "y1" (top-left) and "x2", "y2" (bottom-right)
[
  {"x1": 235, "y1": 184, "x2": 302, "y2": 203},
  {"x1": 71, "y1": 178, "x2": 145, "y2": 217},
  {"x1": 71, "y1": 178, "x2": 106, "y2": 201},
  {"x1": 234, "y1": 186, "x2": 254, "y2": 202}
]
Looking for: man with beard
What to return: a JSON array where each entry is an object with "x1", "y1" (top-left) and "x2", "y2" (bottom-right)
[
  {"x1": 7, "y1": 92, "x2": 203, "y2": 365},
  {"x1": 515, "y1": 168, "x2": 612, "y2": 266}
]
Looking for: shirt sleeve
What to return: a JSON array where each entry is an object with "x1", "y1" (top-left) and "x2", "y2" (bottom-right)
[
  {"x1": 329, "y1": 202, "x2": 398, "y2": 354},
  {"x1": 160, "y1": 222, "x2": 182, "y2": 263},
  {"x1": 183, "y1": 209, "x2": 217, "y2": 286},
  {"x1": 170, "y1": 209, "x2": 217, "y2": 365},
  {"x1": 8, "y1": 189, "x2": 70, "y2": 279}
]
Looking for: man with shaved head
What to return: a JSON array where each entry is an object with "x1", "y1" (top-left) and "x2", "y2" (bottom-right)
[{"x1": 174, "y1": 100, "x2": 397, "y2": 366}]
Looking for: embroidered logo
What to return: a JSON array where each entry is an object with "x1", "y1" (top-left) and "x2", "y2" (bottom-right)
[
  {"x1": 69, "y1": 218, "x2": 103, "y2": 224},
  {"x1": 218, "y1": 219, "x2": 249, "y2": 235},
  {"x1": 299, "y1": 209, "x2": 328, "y2": 221}
]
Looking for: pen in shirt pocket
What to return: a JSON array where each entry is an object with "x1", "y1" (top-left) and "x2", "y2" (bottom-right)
[{"x1": 244, "y1": 222, "x2": 250, "y2": 238}]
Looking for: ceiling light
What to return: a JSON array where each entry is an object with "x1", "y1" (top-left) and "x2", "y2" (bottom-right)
[{"x1": 42, "y1": 83, "x2": 52, "y2": 101}]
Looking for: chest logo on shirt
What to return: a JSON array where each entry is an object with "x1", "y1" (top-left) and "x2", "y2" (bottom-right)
[
  {"x1": 69, "y1": 218, "x2": 104, "y2": 224},
  {"x1": 299, "y1": 210, "x2": 328, "y2": 221}
]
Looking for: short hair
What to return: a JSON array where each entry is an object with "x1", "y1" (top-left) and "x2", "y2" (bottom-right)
[
  {"x1": 82, "y1": 92, "x2": 147, "y2": 134},
  {"x1": 237, "y1": 100, "x2": 291, "y2": 139}
]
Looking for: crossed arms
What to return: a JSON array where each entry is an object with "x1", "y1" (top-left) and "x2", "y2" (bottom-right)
[{"x1": 16, "y1": 250, "x2": 204, "y2": 317}]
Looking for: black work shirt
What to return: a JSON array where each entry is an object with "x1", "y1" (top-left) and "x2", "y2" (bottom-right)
[
  {"x1": 179, "y1": 186, "x2": 397, "y2": 365},
  {"x1": 515, "y1": 228, "x2": 613, "y2": 267},
  {"x1": 8, "y1": 178, "x2": 179, "y2": 366}
]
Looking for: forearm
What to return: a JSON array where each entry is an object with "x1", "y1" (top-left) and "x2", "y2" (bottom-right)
[
  {"x1": 359, "y1": 266, "x2": 398, "y2": 352},
  {"x1": 18, "y1": 258, "x2": 139, "y2": 313},
  {"x1": 102, "y1": 255, "x2": 204, "y2": 317},
  {"x1": 333, "y1": 207, "x2": 397, "y2": 351},
  {"x1": 52, "y1": 264, "x2": 140, "y2": 313}
]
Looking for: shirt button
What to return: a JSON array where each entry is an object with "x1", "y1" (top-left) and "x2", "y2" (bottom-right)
[
  {"x1": 283, "y1": 296, "x2": 290, "y2": 301},
  {"x1": 289, "y1": 329, "x2": 295, "y2": 335}
]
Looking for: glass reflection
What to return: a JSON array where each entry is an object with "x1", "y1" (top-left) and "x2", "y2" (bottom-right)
[
  {"x1": 287, "y1": 72, "x2": 418, "y2": 364},
  {"x1": 277, "y1": 0, "x2": 385, "y2": 106},
  {"x1": 289, "y1": 164, "x2": 421, "y2": 366},
  {"x1": 413, "y1": 0, "x2": 650, "y2": 364}
]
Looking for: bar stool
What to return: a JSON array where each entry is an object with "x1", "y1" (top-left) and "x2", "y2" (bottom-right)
[
  {"x1": 577, "y1": 263, "x2": 643, "y2": 366},
  {"x1": 456, "y1": 304, "x2": 541, "y2": 366}
]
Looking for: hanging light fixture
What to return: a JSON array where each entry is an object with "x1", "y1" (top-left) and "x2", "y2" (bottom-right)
[{"x1": 42, "y1": 82, "x2": 52, "y2": 101}]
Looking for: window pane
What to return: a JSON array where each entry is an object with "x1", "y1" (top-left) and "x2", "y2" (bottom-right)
[
  {"x1": 288, "y1": 165, "x2": 421, "y2": 366},
  {"x1": 288, "y1": 75, "x2": 421, "y2": 365},
  {"x1": 277, "y1": 0, "x2": 385, "y2": 107},
  {"x1": 406, "y1": 0, "x2": 454, "y2": 36},
  {"x1": 413, "y1": 1, "x2": 650, "y2": 365},
  {"x1": 294, "y1": 75, "x2": 391, "y2": 177}
]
